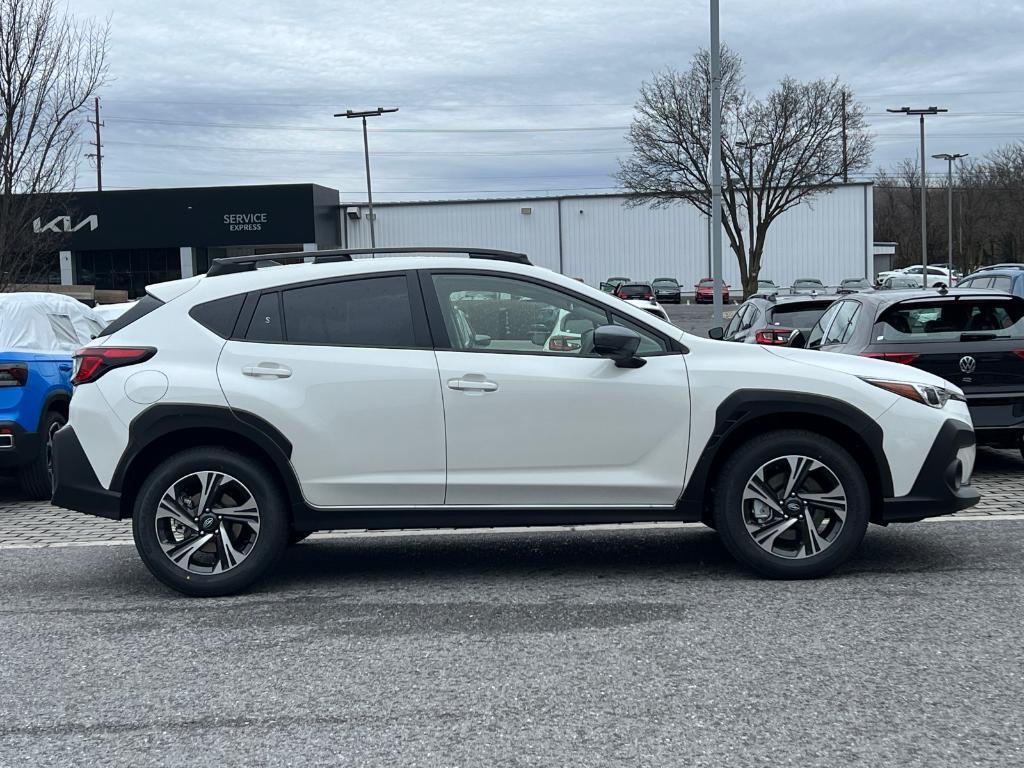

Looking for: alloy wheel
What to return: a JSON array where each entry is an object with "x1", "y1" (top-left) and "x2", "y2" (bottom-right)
[
  {"x1": 741, "y1": 455, "x2": 847, "y2": 559},
  {"x1": 155, "y1": 471, "x2": 261, "y2": 574}
]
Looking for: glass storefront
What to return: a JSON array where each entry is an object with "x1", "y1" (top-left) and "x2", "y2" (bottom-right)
[{"x1": 74, "y1": 248, "x2": 180, "y2": 299}]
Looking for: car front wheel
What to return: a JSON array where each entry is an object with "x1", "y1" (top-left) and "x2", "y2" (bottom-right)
[
  {"x1": 713, "y1": 430, "x2": 870, "y2": 578},
  {"x1": 132, "y1": 448, "x2": 289, "y2": 596}
]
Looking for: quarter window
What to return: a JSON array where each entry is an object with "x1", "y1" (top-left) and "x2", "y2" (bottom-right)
[
  {"x1": 281, "y1": 275, "x2": 416, "y2": 347},
  {"x1": 822, "y1": 301, "x2": 859, "y2": 346},
  {"x1": 246, "y1": 292, "x2": 282, "y2": 342}
]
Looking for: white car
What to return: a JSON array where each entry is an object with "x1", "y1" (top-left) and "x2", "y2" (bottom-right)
[
  {"x1": 625, "y1": 298, "x2": 671, "y2": 322},
  {"x1": 52, "y1": 247, "x2": 979, "y2": 596},
  {"x1": 876, "y1": 265, "x2": 956, "y2": 288}
]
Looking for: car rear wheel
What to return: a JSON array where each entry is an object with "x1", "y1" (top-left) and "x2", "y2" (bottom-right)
[
  {"x1": 713, "y1": 430, "x2": 870, "y2": 578},
  {"x1": 18, "y1": 411, "x2": 65, "y2": 500},
  {"x1": 132, "y1": 448, "x2": 288, "y2": 597}
]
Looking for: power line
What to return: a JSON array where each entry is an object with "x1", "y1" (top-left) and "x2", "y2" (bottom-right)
[
  {"x1": 102, "y1": 139, "x2": 628, "y2": 156},
  {"x1": 104, "y1": 115, "x2": 629, "y2": 133}
]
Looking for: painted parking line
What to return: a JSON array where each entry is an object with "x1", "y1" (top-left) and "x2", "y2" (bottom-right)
[{"x1": 2, "y1": 515, "x2": 1022, "y2": 550}]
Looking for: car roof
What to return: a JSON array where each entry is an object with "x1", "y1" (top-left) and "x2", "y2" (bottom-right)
[
  {"x1": 840, "y1": 286, "x2": 1015, "y2": 308},
  {"x1": 975, "y1": 263, "x2": 1024, "y2": 272}
]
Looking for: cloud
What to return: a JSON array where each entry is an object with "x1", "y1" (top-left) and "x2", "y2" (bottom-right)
[{"x1": 69, "y1": 0, "x2": 1024, "y2": 197}]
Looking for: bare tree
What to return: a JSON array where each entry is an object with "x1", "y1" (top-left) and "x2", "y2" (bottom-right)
[
  {"x1": 618, "y1": 47, "x2": 872, "y2": 296},
  {"x1": 0, "y1": 0, "x2": 108, "y2": 290}
]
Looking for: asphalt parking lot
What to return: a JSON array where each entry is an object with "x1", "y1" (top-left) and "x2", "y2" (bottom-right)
[{"x1": 1, "y1": 300, "x2": 1021, "y2": 766}]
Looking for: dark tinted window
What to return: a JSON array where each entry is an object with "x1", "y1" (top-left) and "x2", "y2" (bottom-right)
[
  {"x1": 618, "y1": 284, "x2": 651, "y2": 298},
  {"x1": 768, "y1": 303, "x2": 833, "y2": 328},
  {"x1": 97, "y1": 294, "x2": 164, "y2": 337},
  {"x1": 878, "y1": 298, "x2": 1024, "y2": 341},
  {"x1": 283, "y1": 275, "x2": 416, "y2": 347},
  {"x1": 190, "y1": 293, "x2": 245, "y2": 338},
  {"x1": 246, "y1": 292, "x2": 283, "y2": 342}
]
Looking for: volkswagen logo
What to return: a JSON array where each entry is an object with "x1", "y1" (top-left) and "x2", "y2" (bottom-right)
[{"x1": 959, "y1": 356, "x2": 976, "y2": 374}]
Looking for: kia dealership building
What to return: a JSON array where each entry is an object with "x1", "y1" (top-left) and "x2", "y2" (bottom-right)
[
  {"x1": 29, "y1": 184, "x2": 342, "y2": 299},
  {"x1": 23, "y1": 181, "x2": 876, "y2": 299}
]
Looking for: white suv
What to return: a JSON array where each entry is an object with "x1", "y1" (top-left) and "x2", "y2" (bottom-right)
[{"x1": 52, "y1": 248, "x2": 980, "y2": 596}]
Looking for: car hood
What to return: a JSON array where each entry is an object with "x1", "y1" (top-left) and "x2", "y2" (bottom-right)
[{"x1": 763, "y1": 346, "x2": 961, "y2": 394}]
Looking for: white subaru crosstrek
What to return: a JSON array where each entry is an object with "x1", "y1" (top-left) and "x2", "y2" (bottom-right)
[{"x1": 52, "y1": 248, "x2": 979, "y2": 596}]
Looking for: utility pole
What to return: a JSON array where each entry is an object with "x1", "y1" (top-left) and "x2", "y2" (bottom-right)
[
  {"x1": 709, "y1": 0, "x2": 724, "y2": 327},
  {"x1": 334, "y1": 107, "x2": 399, "y2": 249},
  {"x1": 931, "y1": 152, "x2": 968, "y2": 277},
  {"x1": 887, "y1": 106, "x2": 947, "y2": 285},
  {"x1": 841, "y1": 89, "x2": 848, "y2": 184},
  {"x1": 86, "y1": 96, "x2": 104, "y2": 191}
]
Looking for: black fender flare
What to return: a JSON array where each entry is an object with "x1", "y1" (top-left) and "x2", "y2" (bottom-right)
[{"x1": 675, "y1": 389, "x2": 894, "y2": 519}]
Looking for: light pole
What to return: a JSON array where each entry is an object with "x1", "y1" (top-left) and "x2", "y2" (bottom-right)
[
  {"x1": 334, "y1": 107, "x2": 399, "y2": 248},
  {"x1": 931, "y1": 152, "x2": 968, "y2": 278},
  {"x1": 886, "y1": 106, "x2": 947, "y2": 286},
  {"x1": 709, "y1": 0, "x2": 724, "y2": 326}
]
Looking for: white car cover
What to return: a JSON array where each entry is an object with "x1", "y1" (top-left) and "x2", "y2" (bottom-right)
[
  {"x1": 0, "y1": 292, "x2": 107, "y2": 353},
  {"x1": 93, "y1": 301, "x2": 138, "y2": 324}
]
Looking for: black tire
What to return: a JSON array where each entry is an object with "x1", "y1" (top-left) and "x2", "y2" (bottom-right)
[
  {"x1": 288, "y1": 531, "x2": 313, "y2": 546},
  {"x1": 18, "y1": 411, "x2": 65, "y2": 500},
  {"x1": 713, "y1": 429, "x2": 870, "y2": 579},
  {"x1": 132, "y1": 447, "x2": 289, "y2": 597}
]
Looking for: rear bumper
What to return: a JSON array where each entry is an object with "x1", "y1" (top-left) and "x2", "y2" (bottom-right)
[
  {"x1": 966, "y1": 394, "x2": 1024, "y2": 443},
  {"x1": 50, "y1": 425, "x2": 123, "y2": 519},
  {"x1": 0, "y1": 421, "x2": 38, "y2": 468},
  {"x1": 879, "y1": 419, "x2": 980, "y2": 523}
]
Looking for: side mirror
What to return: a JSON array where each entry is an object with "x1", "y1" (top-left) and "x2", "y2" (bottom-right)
[
  {"x1": 787, "y1": 330, "x2": 806, "y2": 348},
  {"x1": 473, "y1": 334, "x2": 492, "y2": 348},
  {"x1": 593, "y1": 325, "x2": 645, "y2": 368},
  {"x1": 707, "y1": 326, "x2": 725, "y2": 340}
]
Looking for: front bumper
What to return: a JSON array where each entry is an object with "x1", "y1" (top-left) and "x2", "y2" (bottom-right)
[
  {"x1": 0, "y1": 421, "x2": 39, "y2": 469},
  {"x1": 879, "y1": 419, "x2": 980, "y2": 523},
  {"x1": 51, "y1": 425, "x2": 123, "y2": 519}
]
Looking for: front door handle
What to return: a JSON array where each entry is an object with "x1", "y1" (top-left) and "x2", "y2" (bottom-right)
[
  {"x1": 447, "y1": 378, "x2": 498, "y2": 392},
  {"x1": 242, "y1": 363, "x2": 292, "y2": 379}
]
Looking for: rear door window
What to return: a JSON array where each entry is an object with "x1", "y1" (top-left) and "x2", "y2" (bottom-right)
[
  {"x1": 282, "y1": 275, "x2": 417, "y2": 348},
  {"x1": 877, "y1": 298, "x2": 1024, "y2": 341}
]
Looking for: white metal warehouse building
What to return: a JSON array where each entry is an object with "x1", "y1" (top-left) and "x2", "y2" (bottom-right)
[{"x1": 342, "y1": 183, "x2": 874, "y2": 289}]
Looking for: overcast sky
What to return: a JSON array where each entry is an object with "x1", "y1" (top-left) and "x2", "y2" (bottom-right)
[{"x1": 71, "y1": 0, "x2": 1024, "y2": 200}]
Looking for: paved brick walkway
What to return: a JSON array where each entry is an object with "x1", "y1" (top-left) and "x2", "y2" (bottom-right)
[{"x1": 1, "y1": 447, "x2": 1021, "y2": 548}]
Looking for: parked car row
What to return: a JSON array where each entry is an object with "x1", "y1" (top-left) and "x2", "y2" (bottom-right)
[{"x1": 876, "y1": 264, "x2": 961, "y2": 288}]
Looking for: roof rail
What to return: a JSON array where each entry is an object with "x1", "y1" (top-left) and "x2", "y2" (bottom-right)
[
  {"x1": 206, "y1": 246, "x2": 532, "y2": 278},
  {"x1": 976, "y1": 262, "x2": 1024, "y2": 272}
]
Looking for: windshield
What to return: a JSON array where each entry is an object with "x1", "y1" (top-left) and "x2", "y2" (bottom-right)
[
  {"x1": 769, "y1": 303, "x2": 833, "y2": 328},
  {"x1": 842, "y1": 278, "x2": 870, "y2": 288},
  {"x1": 653, "y1": 279, "x2": 677, "y2": 287},
  {"x1": 877, "y1": 298, "x2": 1024, "y2": 341},
  {"x1": 793, "y1": 279, "x2": 824, "y2": 287}
]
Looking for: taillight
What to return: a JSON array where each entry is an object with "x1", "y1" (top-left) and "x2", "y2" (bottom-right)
[
  {"x1": 861, "y1": 352, "x2": 920, "y2": 365},
  {"x1": 1014, "y1": 350, "x2": 1024, "y2": 361},
  {"x1": 0, "y1": 363, "x2": 28, "y2": 387},
  {"x1": 548, "y1": 336, "x2": 580, "y2": 352},
  {"x1": 72, "y1": 347, "x2": 156, "y2": 385},
  {"x1": 755, "y1": 328, "x2": 793, "y2": 345}
]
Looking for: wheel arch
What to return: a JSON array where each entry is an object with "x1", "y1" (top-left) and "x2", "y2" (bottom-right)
[
  {"x1": 677, "y1": 391, "x2": 894, "y2": 525},
  {"x1": 113, "y1": 405, "x2": 303, "y2": 520},
  {"x1": 39, "y1": 389, "x2": 71, "y2": 426}
]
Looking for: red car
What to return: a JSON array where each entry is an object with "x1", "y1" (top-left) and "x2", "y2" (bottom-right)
[{"x1": 694, "y1": 277, "x2": 730, "y2": 304}]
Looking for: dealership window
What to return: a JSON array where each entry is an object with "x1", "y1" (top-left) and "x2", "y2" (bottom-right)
[{"x1": 75, "y1": 248, "x2": 180, "y2": 299}]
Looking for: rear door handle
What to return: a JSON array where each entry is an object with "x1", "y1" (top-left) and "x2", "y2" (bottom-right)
[
  {"x1": 242, "y1": 363, "x2": 292, "y2": 379},
  {"x1": 447, "y1": 378, "x2": 498, "y2": 392}
]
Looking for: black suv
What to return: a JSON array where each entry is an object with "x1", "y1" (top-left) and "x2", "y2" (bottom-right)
[
  {"x1": 957, "y1": 264, "x2": 1024, "y2": 297},
  {"x1": 797, "y1": 287, "x2": 1024, "y2": 455}
]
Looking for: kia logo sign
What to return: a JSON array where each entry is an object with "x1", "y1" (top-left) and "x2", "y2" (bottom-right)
[
  {"x1": 33, "y1": 215, "x2": 99, "y2": 234},
  {"x1": 959, "y1": 355, "x2": 976, "y2": 374}
]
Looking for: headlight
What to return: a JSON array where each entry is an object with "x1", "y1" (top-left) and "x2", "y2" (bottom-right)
[{"x1": 863, "y1": 378, "x2": 966, "y2": 409}]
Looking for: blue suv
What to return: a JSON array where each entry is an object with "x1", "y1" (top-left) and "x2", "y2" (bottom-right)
[
  {"x1": 957, "y1": 264, "x2": 1024, "y2": 297},
  {"x1": 0, "y1": 294, "x2": 105, "y2": 498}
]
